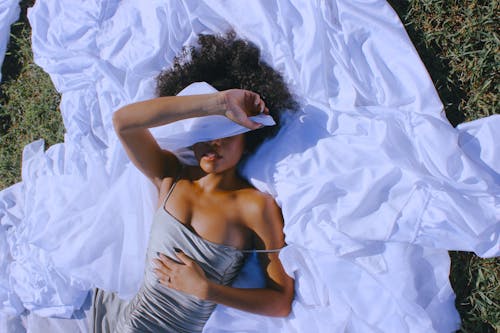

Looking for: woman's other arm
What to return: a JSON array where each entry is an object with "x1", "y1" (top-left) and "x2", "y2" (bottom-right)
[
  {"x1": 154, "y1": 194, "x2": 294, "y2": 317},
  {"x1": 205, "y1": 194, "x2": 294, "y2": 316}
]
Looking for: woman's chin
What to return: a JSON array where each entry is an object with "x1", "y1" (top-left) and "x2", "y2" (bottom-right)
[
  {"x1": 199, "y1": 161, "x2": 237, "y2": 175},
  {"x1": 199, "y1": 161, "x2": 219, "y2": 174}
]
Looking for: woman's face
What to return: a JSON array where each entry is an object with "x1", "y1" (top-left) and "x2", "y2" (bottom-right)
[{"x1": 192, "y1": 134, "x2": 246, "y2": 174}]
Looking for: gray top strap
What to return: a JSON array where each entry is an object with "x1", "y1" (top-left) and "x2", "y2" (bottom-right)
[{"x1": 162, "y1": 164, "x2": 183, "y2": 207}]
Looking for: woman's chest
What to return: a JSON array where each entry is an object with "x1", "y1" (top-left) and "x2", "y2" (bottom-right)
[{"x1": 164, "y1": 190, "x2": 251, "y2": 250}]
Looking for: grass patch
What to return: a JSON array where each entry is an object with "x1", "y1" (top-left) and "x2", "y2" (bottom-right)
[
  {"x1": 450, "y1": 252, "x2": 500, "y2": 333},
  {"x1": 0, "y1": 12, "x2": 64, "y2": 189},
  {"x1": 1, "y1": 1, "x2": 499, "y2": 332},
  {"x1": 389, "y1": 0, "x2": 499, "y2": 126},
  {"x1": 388, "y1": 2, "x2": 500, "y2": 331}
]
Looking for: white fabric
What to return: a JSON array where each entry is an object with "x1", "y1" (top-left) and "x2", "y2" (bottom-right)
[
  {"x1": 0, "y1": 2, "x2": 21, "y2": 331},
  {"x1": 0, "y1": 0, "x2": 20, "y2": 82},
  {"x1": 0, "y1": 0, "x2": 498, "y2": 332},
  {"x1": 155, "y1": 81, "x2": 276, "y2": 165}
]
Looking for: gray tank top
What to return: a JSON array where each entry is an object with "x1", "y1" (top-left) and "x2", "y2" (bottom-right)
[{"x1": 109, "y1": 180, "x2": 246, "y2": 332}]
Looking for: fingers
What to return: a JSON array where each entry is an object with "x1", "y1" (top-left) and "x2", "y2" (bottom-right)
[
  {"x1": 153, "y1": 259, "x2": 171, "y2": 274},
  {"x1": 155, "y1": 250, "x2": 194, "y2": 269},
  {"x1": 253, "y1": 93, "x2": 261, "y2": 108},
  {"x1": 224, "y1": 89, "x2": 269, "y2": 128},
  {"x1": 252, "y1": 92, "x2": 269, "y2": 115},
  {"x1": 154, "y1": 252, "x2": 180, "y2": 285},
  {"x1": 239, "y1": 117, "x2": 264, "y2": 130},
  {"x1": 175, "y1": 250, "x2": 193, "y2": 265},
  {"x1": 231, "y1": 89, "x2": 268, "y2": 115},
  {"x1": 156, "y1": 253, "x2": 177, "y2": 267},
  {"x1": 257, "y1": 100, "x2": 264, "y2": 114},
  {"x1": 153, "y1": 253, "x2": 177, "y2": 275},
  {"x1": 155, "y1": 268, "x2": 170, "y2": 284},
  {"x1": 255, "y1": 98, "x2": 269, "y2": 115},
  {"x1": 262, "y1": 105, "x2": 269, "y2": 114}
]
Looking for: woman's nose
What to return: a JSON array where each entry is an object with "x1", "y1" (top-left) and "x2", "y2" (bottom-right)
[{"x1": 208, "y1": 138, "x2": 222, "y2": 146}]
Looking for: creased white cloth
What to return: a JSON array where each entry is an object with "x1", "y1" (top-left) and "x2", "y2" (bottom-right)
[
  {"x1": 0, "y1": 0, "x2": 498, "y2": 332},
  {"x1": 0, "y1": 0, "x2": 20, "y2": 82},
  {"x1": 0, "y1": 2, "x2": 22, "y2": 331}
]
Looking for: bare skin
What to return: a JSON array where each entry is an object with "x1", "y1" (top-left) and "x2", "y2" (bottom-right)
[{"x1": 112, "y1": 89, "x2": 294, "y2": 317}]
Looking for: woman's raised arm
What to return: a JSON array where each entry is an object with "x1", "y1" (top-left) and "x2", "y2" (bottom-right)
[{"x1": 112, "y1": 90, "x2": 266, "y2": 190}]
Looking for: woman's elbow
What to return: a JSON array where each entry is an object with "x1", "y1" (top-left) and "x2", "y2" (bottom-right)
[
  {"x1": 274, "y1": 302, "x2": 292, "y2": 317},
  {"x1": 112, "y1": 108, "x2": 136, "y2": 134},
  {"x1": 271, "y1": 290, "x2": 294, "y2": 317},
  {"x1": 112, "y1": 109, "x2": 124, "y2": 133}
]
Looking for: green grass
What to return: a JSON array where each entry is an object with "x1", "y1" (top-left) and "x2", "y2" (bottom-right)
[
  {"x1": 388, "y1": 1, "x2": 500, "y2": 332},
  {"x1": 450, "y1": 252, "x2": 500, "y2": 333},
  {"x1": 389, "y1": 0, "x2": 499, "y2": 126},
  {"x1": 0, "y1": 3, "x2": 64, "y2": 189},
  {"x1": 1, "y1": 1, "x2": 499, "y2": 332}
]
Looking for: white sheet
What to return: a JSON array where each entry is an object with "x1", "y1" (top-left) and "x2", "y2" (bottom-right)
[
  {"x1": 0, "y1": 0, "x2": 498, "y2": 332},
  {"x1": 0, "y1": 0, "x2": 20, "y2": 82}
]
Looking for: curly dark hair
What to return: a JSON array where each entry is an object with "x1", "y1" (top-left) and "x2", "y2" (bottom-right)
[{"x1": 156, "y1": 32, "x2": 297, "y2": 154}]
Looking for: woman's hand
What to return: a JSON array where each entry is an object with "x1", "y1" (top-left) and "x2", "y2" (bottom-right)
[
  {"x1": 219, "y1": 89, "x2": 269, "y2": 130},
  {"x1": 153, "y1": 251, "x2": 210, "y2": 299}
]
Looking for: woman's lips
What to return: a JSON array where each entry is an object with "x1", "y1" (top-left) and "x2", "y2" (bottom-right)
[{"x1": 202, "y1": 151, "x2": 221, "y2": 161}]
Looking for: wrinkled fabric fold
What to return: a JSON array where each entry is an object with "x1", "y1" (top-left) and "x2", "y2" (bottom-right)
[
  {"x1": 0, "y1": 0, "x2": 20, "y2": 83},
  {"x1": 0, "y1": 1, "x2": 498, "y2": 332}
]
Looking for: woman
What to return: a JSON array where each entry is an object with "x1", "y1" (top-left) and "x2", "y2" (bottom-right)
[{"x1": 89, "y1": 33, "x2": 296, "y2": 332}]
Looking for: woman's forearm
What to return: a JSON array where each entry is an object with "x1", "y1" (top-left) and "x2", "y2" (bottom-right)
[
  {"x1": 155, "y1": 251, "x2": 293, "y2": 317},
  {"x1": 112, "y1": 93, "x2": 225, "y2": 132},
  {"x1": 204, "y1": 282, "x2": 293, "y2": 317}
]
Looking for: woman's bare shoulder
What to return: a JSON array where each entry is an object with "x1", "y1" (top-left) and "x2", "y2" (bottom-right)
[
  {"x1": 238, "y1": 187, "x2": 274, "y2": 200},
  {"x1": 237, "y1": 188, "x2": 281, "y2": 224},
  {"x1": 157, "y1": 165, "x2": 195, "y2": 200}
]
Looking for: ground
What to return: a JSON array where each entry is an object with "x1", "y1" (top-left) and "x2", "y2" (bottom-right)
[{"x1": 0, "y1": 1, "x2": 499, "y2": 332}]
